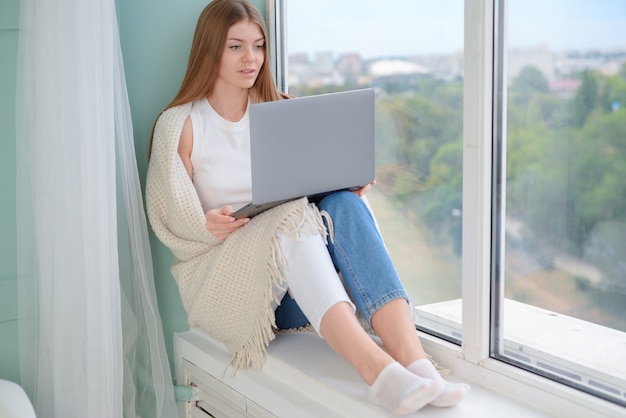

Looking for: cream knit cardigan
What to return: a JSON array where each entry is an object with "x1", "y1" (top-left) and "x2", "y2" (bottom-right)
[{"x1": 146, "y1": 103, "x2": 327, "y2": 371}]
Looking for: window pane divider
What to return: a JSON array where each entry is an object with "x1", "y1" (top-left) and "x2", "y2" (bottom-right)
[
  {"x1": 265, "y1": 0, "x2": 287, "y2": 91},
  {"x1": 461, "y1": 0, "x2": 495, "y2": 365}
]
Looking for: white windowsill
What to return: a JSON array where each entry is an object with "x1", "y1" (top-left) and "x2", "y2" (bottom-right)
[
  {"x1": 416, "y1": 298, "x2": 626, "y2": 402},
  {"x1": 175, "y1": 328, "x2": 554, "y2": 417},
  {"x1": 415, "y1": 299, "x2": 626, "y2": 418}
]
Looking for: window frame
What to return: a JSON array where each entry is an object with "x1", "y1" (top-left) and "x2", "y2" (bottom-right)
[
  {"x1": 268, "y1": 0, "x2": 625, "y2": 415},
  {"x1": 490, "y1": 0, "x2": 626, "y2": 408}
]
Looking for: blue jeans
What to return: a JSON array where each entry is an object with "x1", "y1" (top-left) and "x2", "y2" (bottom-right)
[{"x1": 275, "y1": 191, "x2": 409, "y2": 329}]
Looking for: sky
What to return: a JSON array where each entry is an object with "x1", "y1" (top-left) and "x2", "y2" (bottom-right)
[{"x1": 286, "y1": 0, "x2": 626, "y2": 58}]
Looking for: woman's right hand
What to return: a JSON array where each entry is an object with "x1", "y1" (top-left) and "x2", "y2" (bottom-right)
[{"x1": 205, "y1": 206, "x2": 250, "y2": 240}]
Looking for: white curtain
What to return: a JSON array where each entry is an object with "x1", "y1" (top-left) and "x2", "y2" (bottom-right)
[{"x1": 15, "y1": 0, "x2": 178, "y2": 417}]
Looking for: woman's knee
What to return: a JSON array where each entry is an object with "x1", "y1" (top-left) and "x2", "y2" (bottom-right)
[{"x1": 318, "y1": 190, "x2": 364, "y2": 214}]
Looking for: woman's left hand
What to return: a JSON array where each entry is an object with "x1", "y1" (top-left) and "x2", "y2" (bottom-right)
[{"x1": 353, "y1": 180, "x2": 376, "y2": 197}]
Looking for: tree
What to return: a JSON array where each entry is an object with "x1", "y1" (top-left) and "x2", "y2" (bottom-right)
[
  {"x1": 511, "y1": 66, "x2": 549, "y2": 95},
  {"x1": 600, "y1": 73, "x2": 626, "y2": 113},
  {"x1": 573, "y1": 70, "x2": 599, "y2": 126}
]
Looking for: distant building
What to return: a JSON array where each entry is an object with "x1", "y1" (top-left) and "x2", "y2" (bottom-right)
[
  {"x1": 337, "y1": 53, "x2": 363, "y2": 78},
  {"x1": 368, "y1": 59, "x2": 430, "y2": 94},
  {"x1": 508, "y1": 44, "x2": 554, "y2": 82},
  {"x1": 314, "y1": 51, "x2": 335, "y2": 75},
  {"x1": 288, "y1": 46, "x2": 626, "y2": 95},
  {"x1": 410, "y1": 52, "x2": 464, "y2": 81},
  {"x1": 369, "y1": 59, "x2": 429, "y2": 78},
  {"x1": 549, "y1": 79, "x2": 581, "y2": 98},
  {"x1": 554, "y1": 50, "x2": 605, "y2": 77}
]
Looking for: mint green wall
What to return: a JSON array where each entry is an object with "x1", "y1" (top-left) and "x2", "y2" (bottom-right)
[
  {"x1": 0, "y1": 0, "x2": 267, "y2": 383},
  {"x1": 0, "y1": 0, "x2": 20, "y2": 384},
  {"x1": 118, "y1": 0, "x2": 266, "y2": 376}
]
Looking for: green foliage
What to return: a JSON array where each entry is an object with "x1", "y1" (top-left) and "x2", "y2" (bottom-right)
[
  {"x1": 505, "y1": 66, "x2": 626, "y2": 255},
  {"x1": 379, "y1": 94, "x2": 461, "y2": 174},
  {"x1": 424, "y1": 141, "x2": 463, "y2": 254},
  {"x1": 572, "y1": 111, "x2": 626, "y2": 224},
  {"x1": 600, "y1": 73, "x2": 626, "y2": 112},
  {"x1": 620, "y1": 62, "x2": 626, "y2": 81},
  {"x1": 573, "y1": 70, "x2": 599, "y2": 125},
  {"x1": 512, "y1": 66, "x2": 550, "y2": 93},
  {"x1": 372, "y1": 79, "x2": 463, "y2": 253}
]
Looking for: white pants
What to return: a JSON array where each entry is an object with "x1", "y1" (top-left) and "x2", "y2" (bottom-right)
[{"x1": 275, "y1": 231, "x2": 355, "y2": 334}]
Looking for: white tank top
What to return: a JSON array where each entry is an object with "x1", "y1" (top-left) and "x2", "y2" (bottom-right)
[{"x1": 189, "y1": 98, "x2": 252, "y2": 212}]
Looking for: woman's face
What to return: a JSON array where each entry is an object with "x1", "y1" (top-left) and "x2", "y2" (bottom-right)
[{"x1": 216, "y1": 19, "x2": 265, "y2": 92}]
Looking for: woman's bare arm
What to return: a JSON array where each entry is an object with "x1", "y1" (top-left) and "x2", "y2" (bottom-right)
[{"x1": 178, "y1": 116, "x2": 194, "y2": 180}]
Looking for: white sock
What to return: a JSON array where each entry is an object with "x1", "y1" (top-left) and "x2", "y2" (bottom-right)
[
  {"x1": 407, "y1": 358, "x2": 470, "y2": 407},
  {"x1": 366, "y1": 361, "x2": 443, "y2": 415}
]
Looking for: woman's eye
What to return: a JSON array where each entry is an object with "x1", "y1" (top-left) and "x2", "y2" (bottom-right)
[
  {"x1": 255, "y1": 44, "x2": 265, "y2": 49},
  {"x1": 229, "y1": 45, "x2": 241, "y2": 50}
]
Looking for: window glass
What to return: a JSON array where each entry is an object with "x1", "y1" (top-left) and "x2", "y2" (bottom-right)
[
  {"x1": 286, "y1": 0, "x2": 464, "y2": 341},
  {"x1": 495, "y1": 0, "x2": 626, "y2": 404}
]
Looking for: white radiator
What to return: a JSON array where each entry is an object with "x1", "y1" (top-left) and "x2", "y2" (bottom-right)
[{"x1": 182, "y1": 359, "x2": 275, "y2": 418}]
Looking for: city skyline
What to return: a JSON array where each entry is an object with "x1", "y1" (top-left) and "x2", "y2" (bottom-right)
[{"x1": 286, "y1": 0, "x2": 626, "y2": 59}]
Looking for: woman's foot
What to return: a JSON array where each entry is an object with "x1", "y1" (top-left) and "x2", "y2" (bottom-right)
[
  {"x1": 367, "y1": 361, "x2": 443, "y2": 415},
  {"x1": 407, "y1": 359, "x2": 470, "y2": 407}
]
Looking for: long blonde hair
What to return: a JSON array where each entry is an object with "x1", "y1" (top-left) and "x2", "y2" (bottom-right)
[{"x1": 149, "y1": 0, "x2": 284, "y2": 156}]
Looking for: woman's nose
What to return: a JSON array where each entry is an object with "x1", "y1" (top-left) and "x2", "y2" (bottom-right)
[{"x1": 243, "y1": 46, "x2": 256, "y2": 62}]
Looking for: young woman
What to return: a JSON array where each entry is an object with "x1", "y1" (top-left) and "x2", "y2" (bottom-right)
[{"x1": 146, "y1": 0, "x2": 469, "y2": 414}]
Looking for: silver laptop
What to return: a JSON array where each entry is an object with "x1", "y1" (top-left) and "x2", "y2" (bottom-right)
[{"x1": 232, "y1": 88, "x2": 375, "y2": 219}]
